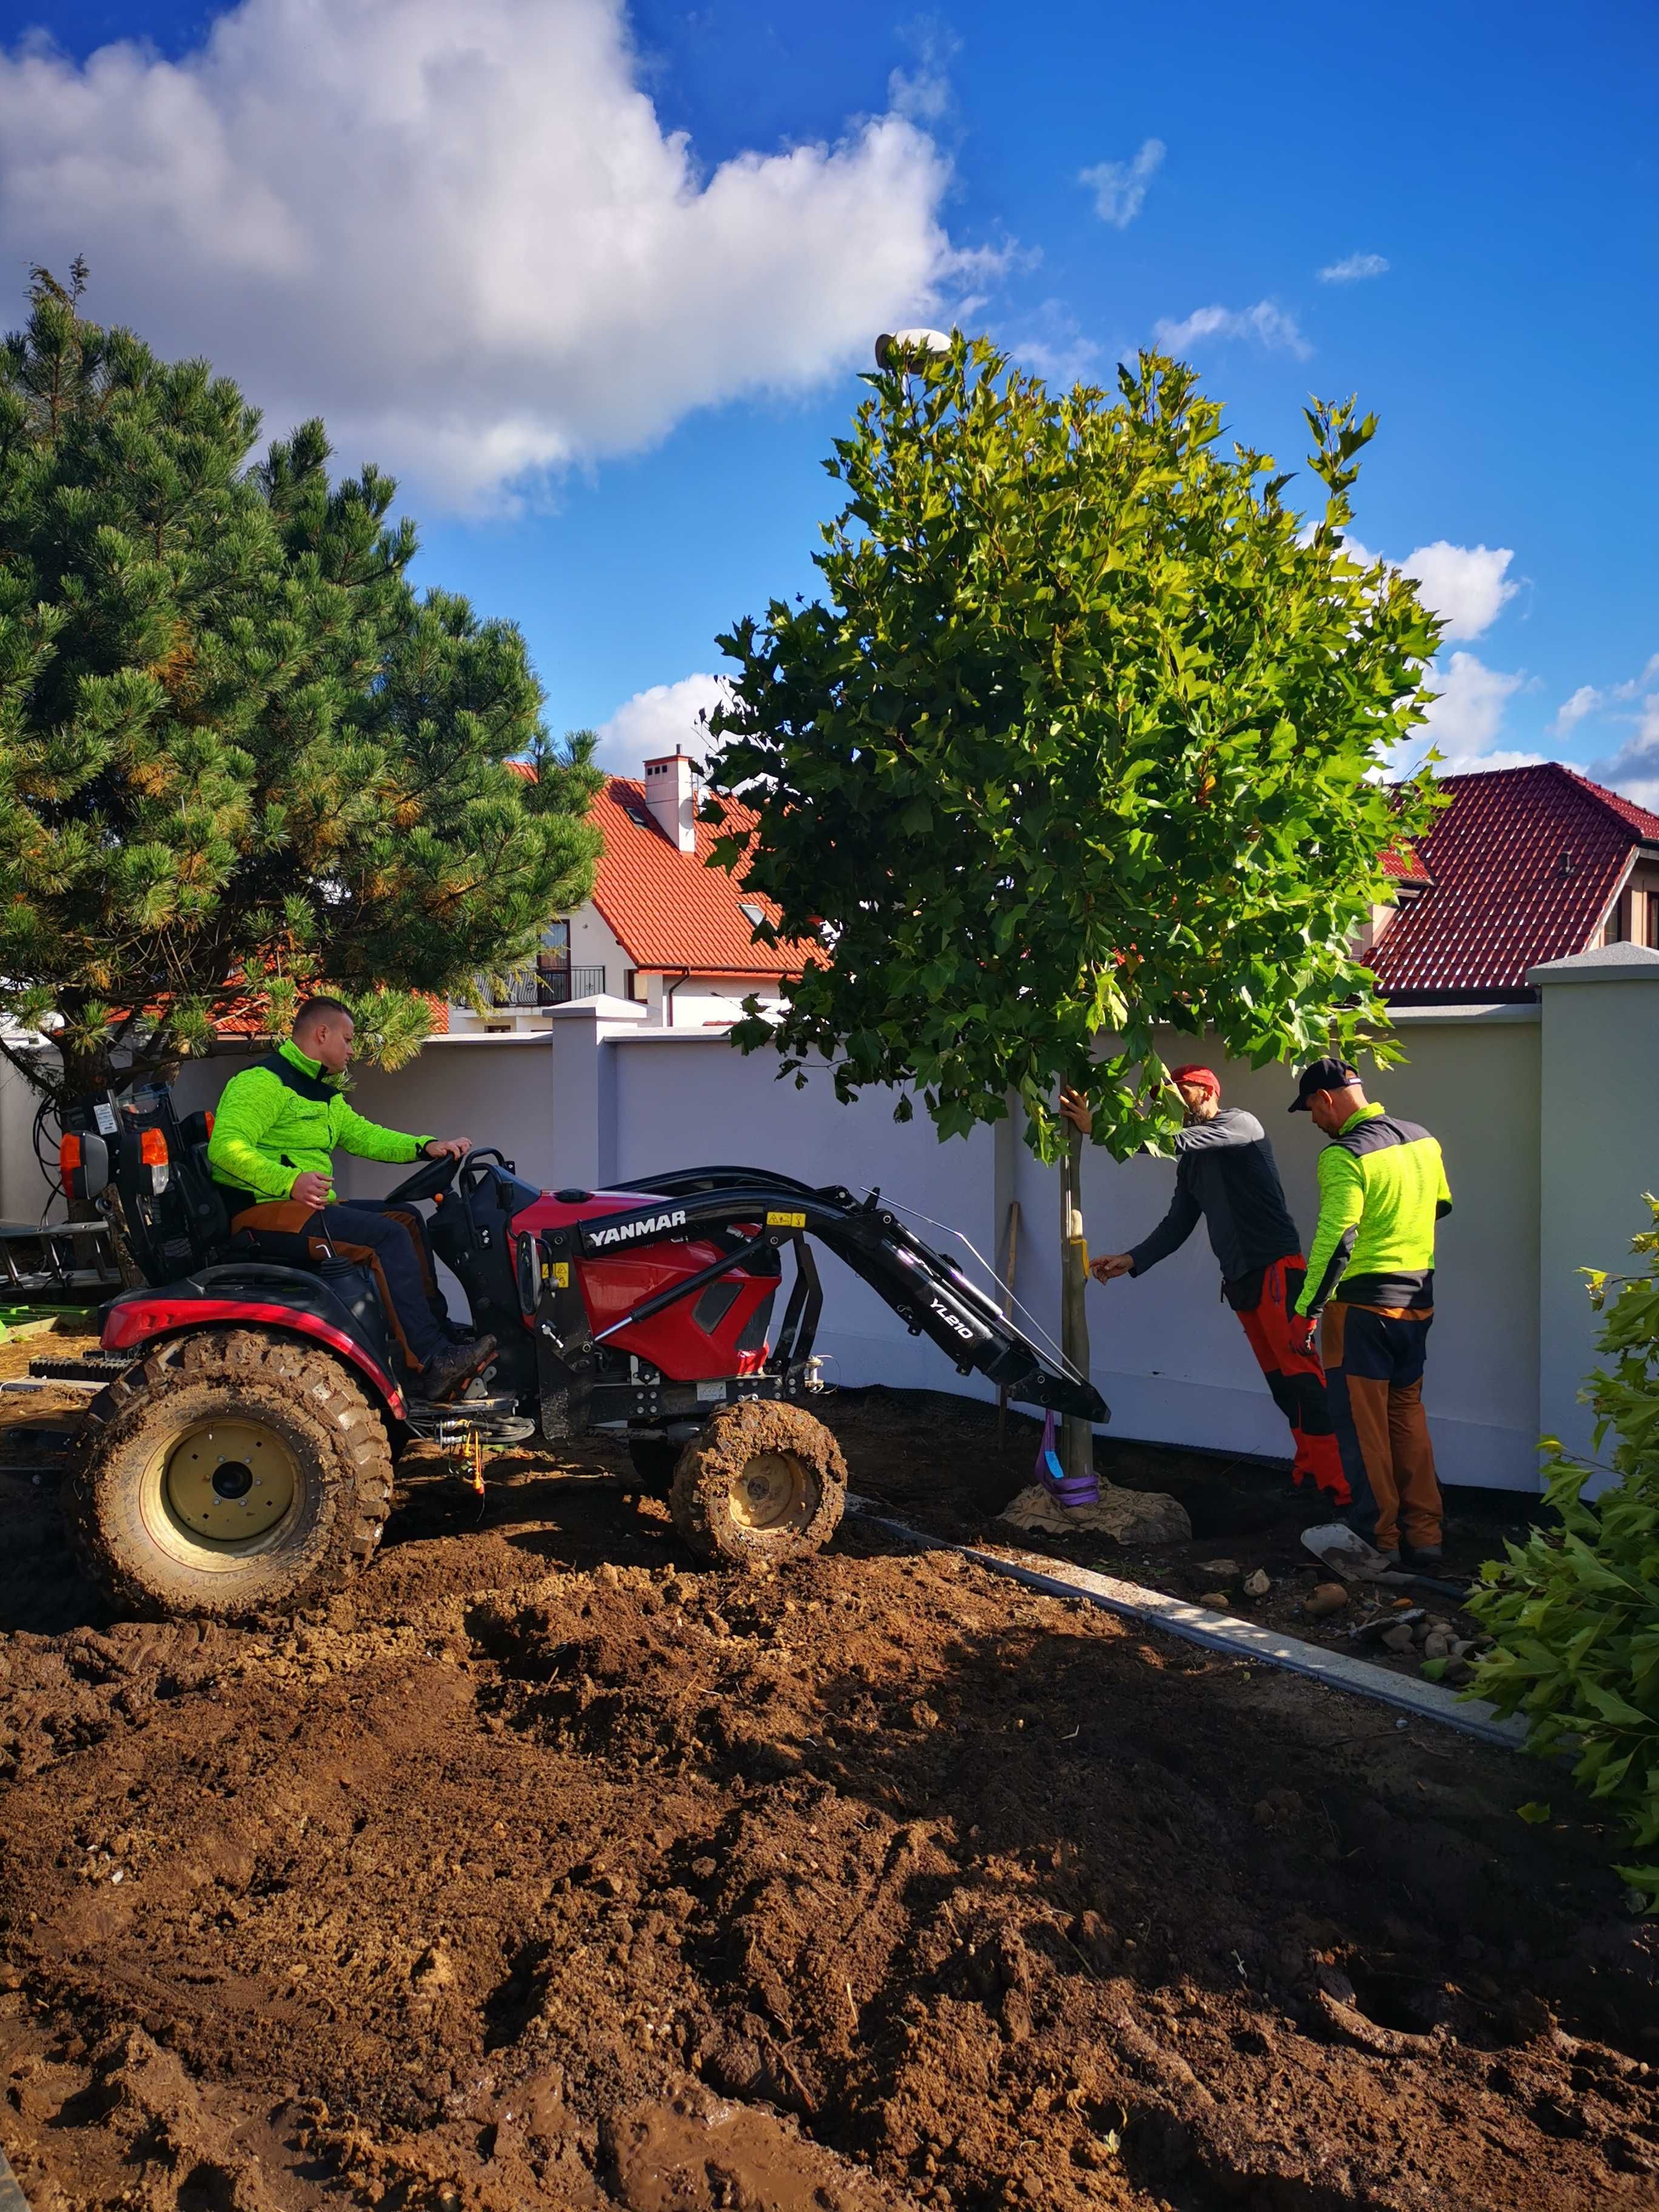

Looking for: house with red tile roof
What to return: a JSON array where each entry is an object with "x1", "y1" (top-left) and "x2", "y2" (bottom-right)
[
  {"x1": 454, "y1": 749, "x2": 809, "y2": 1030},
  {"x1": 1369, "y1": 763, "x2": 1659, "y2": 1003}
]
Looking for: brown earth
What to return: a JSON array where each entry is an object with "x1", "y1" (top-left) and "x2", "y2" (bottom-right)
[{"x1": 2, "y1": 1348, "x2": 1657, "y2": 2212}]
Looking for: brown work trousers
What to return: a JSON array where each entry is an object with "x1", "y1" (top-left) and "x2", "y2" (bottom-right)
[{"x1": 1319, "y1": 1301, "x2": 1442, "y2": 1554}]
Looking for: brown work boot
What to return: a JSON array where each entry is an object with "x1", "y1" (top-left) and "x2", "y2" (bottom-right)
[{"x1": 421, "y1": 1334, "x2": 498, "y2": 1403}]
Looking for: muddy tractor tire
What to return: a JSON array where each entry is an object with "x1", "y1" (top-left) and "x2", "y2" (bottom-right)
[
  {"x1": 669, "y1": 1400, "x2": 846, "y2": 1570},
  {"x1": 64, "y1": 1329, "x2": 394, "y2": 1620}
]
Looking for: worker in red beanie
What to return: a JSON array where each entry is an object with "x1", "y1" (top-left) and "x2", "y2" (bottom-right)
[{"x1": 1061, "y1": 1067, "x2": 1348, "y2": 1503}]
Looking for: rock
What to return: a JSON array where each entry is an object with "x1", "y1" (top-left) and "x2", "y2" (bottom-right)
[
  {"x1": 1380, "y1": 1624, "x2": 1416, "y2": 1654},
  {"x1": 1353, "y1": 1607, "x2": 1424, "y2": 1644},
  {"x1": 1196, "y1": 1558, "x2": 1239, "y2": 1583},
  {"x1": 1422, "y1": 1632, "x2": 1451, "y2": 1660},
  {"x1": 998, "y1": 1483, "x2": 1191, "y2": 1546},
  {"x1": 1198, "y1": 1591, "x2": 1232, "y2": 1612},
  {"x1": 1301, "y1": 1583, "x2": 1349, "y2": 1619},
  {"x1": 1242, "y1": 1568, "x2": 1272, "y2": 1598}
]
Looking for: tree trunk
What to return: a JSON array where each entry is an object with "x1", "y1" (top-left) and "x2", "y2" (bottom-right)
[{"x1": 1058, "y1": 1122, "x2": 1093, "y2": 1484}]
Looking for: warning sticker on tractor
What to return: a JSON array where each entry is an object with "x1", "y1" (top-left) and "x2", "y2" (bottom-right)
[
  {"x1": 766, "y1": 1210, "x2": 806, "y2": 1228},
  {"x1": 93, "y1": 1102, "x2": 118, "y2": 1135},
  {"x1": 551, "y1": 1262, "x2": 570, "y2": 1287},
  {"x1": 697, "y1": 1380, "x2": 726, "y2": 1401}
]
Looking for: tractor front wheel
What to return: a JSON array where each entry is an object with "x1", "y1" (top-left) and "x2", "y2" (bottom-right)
[
  {"x1": 669, "y1": 1401, "x2": 846, "y2": 1570},
  {"x1": 65, "y1": 1329, "x2": 394, "y2": 1620}
]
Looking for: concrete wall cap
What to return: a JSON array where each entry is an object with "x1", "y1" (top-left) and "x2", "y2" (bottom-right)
[
  {"x1": 546, "y1": 993, "x2": 649, "y2": 1022},
  {"x1": 1527, "y1": 943, "x2": 1659, "y2": 985}
]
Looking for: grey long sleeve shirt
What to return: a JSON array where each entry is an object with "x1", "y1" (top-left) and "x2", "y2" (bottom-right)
[{"x1": 1127, "y1": 1108, "x2": 1304, "y2": 1292}]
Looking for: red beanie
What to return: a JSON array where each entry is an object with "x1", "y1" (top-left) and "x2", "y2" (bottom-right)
[{"x1": 1168, "y1": 1064, "x2": 1221, "y2": 1096}]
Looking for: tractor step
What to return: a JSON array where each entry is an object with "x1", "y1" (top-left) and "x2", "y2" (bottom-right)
[{"x1": 28, "y1": 1350, "x2": 135, "y2": 1385}]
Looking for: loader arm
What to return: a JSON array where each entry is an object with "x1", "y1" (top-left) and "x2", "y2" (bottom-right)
[{"x1": 580, "y1": 1171, "x2": 1105, "y2": 1423}]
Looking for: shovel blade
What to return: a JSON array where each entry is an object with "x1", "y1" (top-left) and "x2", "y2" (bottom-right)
[{"x1": 1301, "y1": 1521, "x2": 1395, "y2": 1581}]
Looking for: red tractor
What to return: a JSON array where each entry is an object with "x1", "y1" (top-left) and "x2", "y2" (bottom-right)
[{"x1": 48, "y1": 1081, "x2": 1104, "y2": 1618}]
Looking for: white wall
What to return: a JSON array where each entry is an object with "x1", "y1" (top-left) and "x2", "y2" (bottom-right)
[
  {"x1": 1533, "y1": 945, "x2": 1659, "y2": 1472},
  {"x1": 12, "y1": 968, "x2": 1658, "y2": 1501}
]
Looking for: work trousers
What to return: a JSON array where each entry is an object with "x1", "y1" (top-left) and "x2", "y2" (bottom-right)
[
  {"x1": 1320, "y1": 1301, "x2": 1441, "y2": 1553},
  {"x1": 1228, "y1": 1256, "x2": 1349, "y2": 1503},
  {"x1": 229, "y1": 1198, "x2": 452, "y2": 1369}
]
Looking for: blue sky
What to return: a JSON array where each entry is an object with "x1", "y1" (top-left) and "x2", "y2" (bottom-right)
[{"x1": 3, "y1": 0, "x2": 1655, "y2": 793}]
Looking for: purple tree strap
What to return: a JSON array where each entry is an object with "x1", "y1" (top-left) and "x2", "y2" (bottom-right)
[{"x1": 1035, "y1": 1407, "x2": 1099, "y2": 1509}]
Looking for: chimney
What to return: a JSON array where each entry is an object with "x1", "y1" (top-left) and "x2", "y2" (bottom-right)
[{"x1": 642, "y1": 749, "x2": 697, "y2": 854}]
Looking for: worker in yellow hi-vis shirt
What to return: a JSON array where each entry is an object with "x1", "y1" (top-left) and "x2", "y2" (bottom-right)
[{"x1": 1287, "y1": 1057, "x2": 1453, "y2": 1572}]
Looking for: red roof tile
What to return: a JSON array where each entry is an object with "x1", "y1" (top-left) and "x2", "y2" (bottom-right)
[
  {"x1": 1369, "y1": 763, "x2": 1659, "y2": 1000},
  {"x1": 1381, "y1": 843, "x2": 1432, "y2": 886},
  {"x1": 508, "y1": 762, "x2": 809, "y2": 977},
  {"x1": 589, "y1": 779, "x2": 809, "y2": 975}
]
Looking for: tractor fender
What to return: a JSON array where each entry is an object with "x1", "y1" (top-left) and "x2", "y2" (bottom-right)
[{"x1": 101, "y1": 1297, "x2": 406, "y2": 1417}]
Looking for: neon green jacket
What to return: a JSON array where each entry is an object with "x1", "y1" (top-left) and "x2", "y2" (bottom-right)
[
  {"x1": 206, "y1": 1039, "x2": 429, "y2": 1202},
  {"x1": 1297, "y1": 1102, "x2": 1452, "y2": 1317}
]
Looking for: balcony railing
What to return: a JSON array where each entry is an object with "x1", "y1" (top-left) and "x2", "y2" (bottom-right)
[{"x1": 492, "y1": 964, "x2": 606, "y2": 1009}]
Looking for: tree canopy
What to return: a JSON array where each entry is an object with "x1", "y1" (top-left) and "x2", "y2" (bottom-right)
[
  {"x1": 705, "y1": 337, "x2": 1443, "y2": 1159},
  {"x1": 0, "y1": 266, "x2": 602, "y2": 1101}
]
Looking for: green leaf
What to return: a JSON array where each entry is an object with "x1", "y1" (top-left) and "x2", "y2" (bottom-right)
[{"x1": 1516, "y1": 1802, "x2": 1552, "y2": 1825}]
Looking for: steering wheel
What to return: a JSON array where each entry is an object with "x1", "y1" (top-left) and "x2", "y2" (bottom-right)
[{"x1": 383, "y1": 1149, "x2": 462, "y2": 1204}]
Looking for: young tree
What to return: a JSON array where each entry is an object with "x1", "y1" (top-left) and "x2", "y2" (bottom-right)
[
  {"x1": 705, "y1": 337, "x2": 1442, "y2": 1490},
  {"x1": 0, "y1": 266, "x2": 602, "y2": 1105}
]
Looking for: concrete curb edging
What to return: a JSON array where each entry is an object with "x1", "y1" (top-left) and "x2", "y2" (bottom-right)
[
  {"x1": 845, "y1": 1497, "x2": 1529, "y2": 1751},
  {"x1": 0, "y1": 2139, "x2": 32, "y2": 2212}
]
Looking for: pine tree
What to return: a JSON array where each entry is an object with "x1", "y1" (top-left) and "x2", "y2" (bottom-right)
[{"x1": 0, "y1": 266, "x2": 602, "y2": 1105}]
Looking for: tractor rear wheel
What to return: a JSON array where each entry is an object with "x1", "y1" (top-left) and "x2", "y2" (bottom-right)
[
  {"x1": 669, "y1": 1401, "x2": 845, "y2": 1570},
  {"x1": 64, "y1": 1329, "x2": 394, "y2": 1620}
]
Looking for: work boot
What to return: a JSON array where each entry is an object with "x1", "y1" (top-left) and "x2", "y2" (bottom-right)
[
  {"x1": 421, "y1": 1334, "x2": 498, "y2": 1403},
  {"x1": 1399, "y1": 1539, "x2": 1444, "y2": 1572}
]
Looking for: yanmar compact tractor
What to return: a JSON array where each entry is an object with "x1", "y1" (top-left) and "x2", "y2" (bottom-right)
[{"x1": 48, "y1": 1082, "x2": 1104, "y2": 1618}]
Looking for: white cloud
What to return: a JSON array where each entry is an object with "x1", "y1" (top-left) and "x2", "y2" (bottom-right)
[
  {"x1": 1011, "y1": 299, "x2": 1102, "y2": 387},
  {"x1": 1396, "y1": 541, "x2": 1517, "y2": 641},
  {"x1": 1318, "y1": 252, "x2": 1389, "y2": 283},
  {"x1": 1552, "y1": 684, "x2": 1603, "y2": 734},
  {"x1": 1078, "y1": 138, "x2": 1165, "y2": 229},
  {"x1": 592, "y1": 674, "x2": 729, "y2": 776},
  {"x1": 0, "y1": 0, "x2": 960, "y2": 509},
  {"x1": 1589, "y1": 691, "x2": 1659, "y2": 811},
  {"x1": 1151, "y1": 300, "x2": 1310, "y2": 360},
  {"x1": 1417, "y1": 651, "x2": 1532, "y2": 770},
  {"x1": 888, "y1": 18, "x2": 961, "y2": 125},
  {"x1": 1341, "y1": 537, "x2": 1516, "y2": 643}
]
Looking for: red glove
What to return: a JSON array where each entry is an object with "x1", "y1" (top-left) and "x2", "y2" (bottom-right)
[{"x1": 1289, "y1": 1313, "x2": 1319, "y2": 1359}]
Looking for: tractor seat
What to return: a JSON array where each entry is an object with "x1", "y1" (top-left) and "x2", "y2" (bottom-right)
[{"x1": 173, "y1": 1110, "x2": 236, "y2": 1265}]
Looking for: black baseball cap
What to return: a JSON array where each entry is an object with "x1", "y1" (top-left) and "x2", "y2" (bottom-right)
[{"x1": 1289, "y1": 1056, "x2": 1361, "y2": 1112}]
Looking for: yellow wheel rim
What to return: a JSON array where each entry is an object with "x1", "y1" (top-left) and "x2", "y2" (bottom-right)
[
  {"x1": 161, "y1": 1418, "x2": 299, "y2": 1542},
  {"x1": 729, "y1": 1450, "x2": 817, "y2": 1534}
]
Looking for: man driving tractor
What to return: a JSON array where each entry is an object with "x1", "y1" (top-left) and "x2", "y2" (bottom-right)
[{"x1": 206, "y1": 997, "x2": 497, "y2": 1401}]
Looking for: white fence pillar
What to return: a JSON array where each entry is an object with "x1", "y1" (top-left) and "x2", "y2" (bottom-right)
[
  {"x1": 1532, "y1": 943, "x2": 1659, "y2": 1484},
  {"x1": 546, "y1": 996, "x2": 648, "y2": 1190}
]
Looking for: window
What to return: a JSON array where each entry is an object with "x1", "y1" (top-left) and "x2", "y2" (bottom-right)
[
  {"x1": 738, "y1": 900, "x2": 766, "y2": 927},
  {"x1": 620, "y1": 796, "x2": 653, "y2": 829},
  {"x1": 536, "y1": 920, "x2": 571, "y2": 974}
]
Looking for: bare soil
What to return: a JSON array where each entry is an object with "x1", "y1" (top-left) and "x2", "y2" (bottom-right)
[{"x1": 2, "y1": 1349, "x2": 1657, "y2": 2212}]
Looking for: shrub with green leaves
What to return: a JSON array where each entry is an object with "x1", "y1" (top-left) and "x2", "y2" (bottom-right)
[{"x1": 1468, "y1": 1198, "x2": 1659, "y2": 1909}]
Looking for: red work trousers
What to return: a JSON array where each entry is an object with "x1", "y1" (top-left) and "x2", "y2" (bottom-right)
[{"x1": 1230, "y1": 1255, "x2": 1350, "y2": 1504}]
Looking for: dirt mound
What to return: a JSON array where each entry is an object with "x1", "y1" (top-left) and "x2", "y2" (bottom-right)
[{"x1": 2, "y1": 1393, "x2": 1658, "y2": 2210}]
